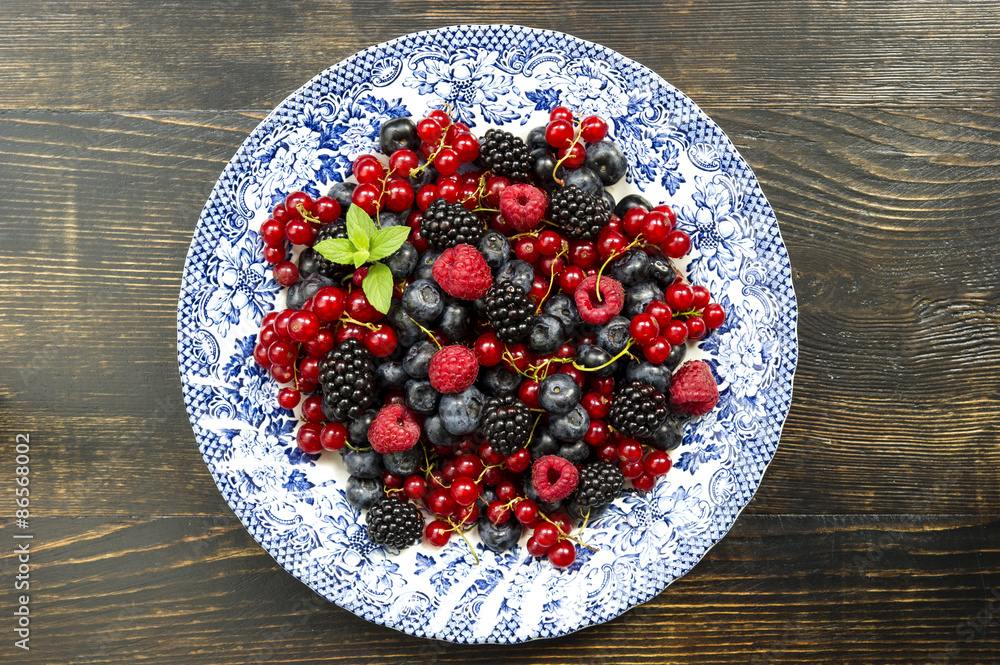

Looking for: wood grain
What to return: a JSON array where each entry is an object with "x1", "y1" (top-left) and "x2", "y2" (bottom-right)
[
  {"x1": 1, "y1": 515, "x2": 996, "y2": 664},
  {"x1": 1, "y1": 109, "x2": 997, "y2": 517},
  {"x1": 1, "y1": 2, "x2": 1000, "y2": 111}
]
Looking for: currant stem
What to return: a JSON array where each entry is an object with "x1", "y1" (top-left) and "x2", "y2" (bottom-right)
[
  {"x1": 534, "y1": 246, "x2": 568, "y2": 315},
  {"x1": 572, "y1": 339, "x2": 636, "y2": 372},
  {"x1": 407, "y1": 315, "x2": 442, "y2": 349}
]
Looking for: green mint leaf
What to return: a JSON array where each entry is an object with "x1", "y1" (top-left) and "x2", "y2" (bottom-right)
[
  {"x1": 367, "y1": 225, "x2": 411, "y2": 262},
  {"x1": 353, "y1": 249, "x2": 370, "y2": 269},
  {"x1": 362, "y1": 262, "x2": 394, "y2": 315},
  {"x1": 313, "y1": 238, "x2": 357, "y2": 264},
  {"x1": 346, "y1": 204, "x2": 377, "y2": 251}
]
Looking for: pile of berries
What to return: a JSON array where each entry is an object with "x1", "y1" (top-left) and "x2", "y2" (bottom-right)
[{"x1": 252, "y1": 106, "x2": 725, "y2": 567}]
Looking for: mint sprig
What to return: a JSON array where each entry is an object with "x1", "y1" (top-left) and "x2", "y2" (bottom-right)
[{"x1": 312, "y1": 204, "x2": 410, "y2": 314}]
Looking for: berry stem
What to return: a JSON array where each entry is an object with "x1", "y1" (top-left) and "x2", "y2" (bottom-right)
[
  {"x1": 447, "y1": 517, "x2": 481, "y2": 565},
  {"x1": 572, "y1": 339, "x2": 636, "y2": 372},
  {"x1": 534, "y1": 246, "x2": 568, "y2": 315},
  {"x1": 595, "y1": 234, "x2": 644, "y2": 301},
  {"x1": 407, "y1": 315, "x2": 443, "y2": 349}
]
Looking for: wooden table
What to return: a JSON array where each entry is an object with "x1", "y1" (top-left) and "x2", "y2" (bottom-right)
[{"x1": 2, "y1": 3, "x2": 998, "y2": 663}]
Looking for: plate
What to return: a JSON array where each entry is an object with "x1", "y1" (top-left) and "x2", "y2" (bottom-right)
[{"x1": 177, "y1": 24, "x2": 798, "y2": 643}]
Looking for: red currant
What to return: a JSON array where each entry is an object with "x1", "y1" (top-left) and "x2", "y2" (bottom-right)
[
  {"x1": 547, "y1": 541, "x2": 576, "y2": 568},
  {"x1": 285, "y1": 190, "x2": 313, "y2": 216},
  {"x1": 319, "y1": 422, "x2": 347, "y2": 451},
  {"x1": 666, "y1": 283, "x2": 695, "y2": 312},
  {"x1": 260, "y1": 218, "x2": 286, "y2": 246},
  {"x1": 663, "y1": 229, "x2": 692, "y2": 258},
  {"x1": 284, "y1": 219, "x2": 313, "y2": 246},
  {"x1": 664, "y1": 320, "x2": 689, "y2": 346},
  {"x1": 518, "y1": 380, "x2": 541, "y2": 410},
  {"x1": 388, "y1": 149, "x2": 419, "y2": 177},
  {"x1": 506, "y1": 448, "x2": 531, "y2": 474},
  {"x1": 353, "y1": 156, "x2": 385, "y2": 185},
  {"x1": 262, "y1": 245, "x2": 286, "y2": 264},
  {"x1": 579, "y1": 115, "x2": 608, "y2": 143},
  {"x1": 703, "y1": 303, "x2": 726, "y2": 329},
  {"x1": 685, "y1": 316, "x2": 707, "y2": 340},
  {"x1": 644, "y1": 450, "x2": 672, "y2": 476},
  {"x1": 385, "y1": 178, "x2": 415, "y2": 212},
  {"x1": 277, "y1": 387, "x2": 300, "y2": 410},
  {"x1": 416, "y1": 118, "x2": 444, "y2": 143},
  {"x1": 351, "y1": 182, "x2": 382, "y2": 216},
  {"x1": 450, "y1": 477, "x2": 480, "y2": 507},
  {"x1": 474, "y1": 332, "x2": 503, "y2": 367},
  {"x1": 403, "y1": 474, "x2": 427, "y2": 500},
  {"x1": 641, "y1": 210, "x2": 671, "y2": 244},
  {"x1": 545, "y1": 119, "x2": 575, "y2": 148},
  {"x1": 313, "y1": 196, "x2": 341, "y2": 224},
  {"x1": 645, "y1": 300, "x2": 673, "y2": 328},
  {"x1": 617, "y1": 439, "x2": 643, "y2": 464},
  {"x1": 622, "y1": 207, "x2": 648, "y2": 238},
  {"x1": 691, "y1": 285, "x2": 711, "y2": 310},
  {"x1": 557, "y1": 142, "x2": 586, "y2": 168},
  {"x1": 514, "y1": 498, "x2": 539, "y2": 526},
  {"x1": 642, "y1": 336, "x2": 673, "y2": 364},
  {"x1": 427, "y1": 488, "x2": 456, "y2": 517},
  {"x1": 568, "y1": 240, "x2": 599, "y2": 268},
  {"x1": 296, "y1": 423, "x2": 323, "y2": 454},
  {"x1": 287, "y1": 310, "x2": 320, "y2": 342},
  {"x1": 629, "y1": 313, "x2": 659, "y2": 345},
  {"x1": 434, "y1": 147, "x2": 460, "y2": 176},
  {"x1": 364, "y1": 324, "x2": 397, "y2": 357},
  {"x1": 425, "y1": 520, "x2": 452, "y2": 547},
  {"x1": 632, "y1": 472, "x2": 656, "y2": 491},
  {"x1": 549, "y1": 106, "x2": 574, "y2": 123}
]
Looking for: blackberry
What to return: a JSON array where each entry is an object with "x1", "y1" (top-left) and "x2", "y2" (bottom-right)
[
  {"x1": 300, "y1": 222, "x2": 352, "y2": 280},
  {"x1": 547, "y1": 185, "x2": 611, "y2": 239},
  {"x1": 607, "y1": 379, "x2": 669, "y2": 439},
  {"x1": 480, "y1": 128, "x2": 531, "y2": 181},
  {"x1": 575, "y1": 462, "x2": 625, "y2": 509},
  {"x1": 484, "y1": 279, "x2": 534, "y2": 344},
  {"x1": 479, "y1": 394, "x2": 533, "y2": 456},
  {"x1": 420, "y1": 198, "x2": 484, "y2": 250},
  {"x1": 365, "y1": 497, "x2": 423, "y2": 549},
  {"x1": 318, "y1": 338, "x2": 376, "y2": 422}
]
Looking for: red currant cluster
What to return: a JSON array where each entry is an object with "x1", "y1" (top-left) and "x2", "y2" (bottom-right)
[
  {"x1": 544, "y1": 105, "x2": 609, "y2": 171},
  {"x1": 259, "y1": 190, "x2": 341, "y2": 267}
]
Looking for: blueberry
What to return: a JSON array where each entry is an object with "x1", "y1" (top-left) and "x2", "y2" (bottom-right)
[
  {"x1": 624, "y1": 281, "x2": 664, "y2": 318},
  {"x1": 601, "y1": 190, "x2": 616, "y2": 216},
  {"x1": 478, "y1": 230, "x2": 511, "y2": 271},
  {"x1": 295, "y1": 248, "x2": 324, "y2": 278},
  {"x1": 665, "y1": 343, "x2": 685, "y2": 372},
  {"x1": 402, "y1": 279, "x2": 444, "y2": 323},
  {"x1": 384, "y1": 241, "x2": 418, "y2": 280},
  {"x1": 423, "y1": 414, "x2": 457, "y2": 446},
  {"x1": 342, "y1": 447, "x2": 382, "y2": 479},
  {"x1": 472, "y1": 296, "x2": 489, "y2": 319},
  {"x1": 596, "y1": 316, "x2": 631, "y2": 355},
  {"x1": 403, "y1": 340, "x2": 437, "y2": 378},
  {"x1": 566, "y1": 499, "x2": 609, "y2": 523},
  {"x1": 480, "y1": 486, "x2": 498, "y2": 506},
  {"x1": 585, "y1": 140, "x2": 628, "y2": 185},
  {"x1": 345, "y1": 476, "x2": 384, "y2": 510},
  {"x1": 542, "y1": 292, "x2": 581, "y2": 337},
  {"x1": 376, "y1": 210, "x2": 406, "y2": 228},
  {"x1": 479, "y1": 365, "x2": 522, "y2": 396},
  {"x1": 326, "y1": 181, "x2": 356, "y2": 215},
  {"x1": 414, "y1": 250, "x2": 442, "y2": 281},
  {"x1": 404, "y1": 379, "x2": 440, "y2": 414},
  {"x1": 561, "y1": 167, "x2": 604, "y2": 198},
  {"x1": 381, "y1": 446, "x2": 423, "y2": 476},
  {"x1": 608, "y1": 249, "x2": 650, "y2": 287},
  {"x1": 625, "y1": 359, "x2": 672, "y2": 394},
  {"x1": 530, "y1": 147, "x2": 564, "y2": 191},
  {"x1": 478, "y1": 517, "x2": 522, "y2": 553},
  {"x1": 650, "y1": 419, "x2": 683, "y2": 451},
  {"x1": 527, "y1": 426, "x2": 560, "y2": 460},
  {"x1": 496, "y1": 260, "x2": 534, "y2": 294},
  {"x1": 528, "y1": 315, "x2": 565, "y2": 355},
  {"x1": 408, "y1": 163, "x2": 437, "y2": 190},
  {"x1": 286, "y1": 272, "x2": 334, "y2": 310},
  {"x1": 614, "y1": 193, "x2": 652, "y2": 220},
  {"x1": 348, "y1": 409, "x2": 378, "y2": 446},
  {"x1": 438, "y1": 386, "x2": 485, "y2": 435},
  {"x1": 548, "y1": 404, "x2": 590, "y2": 442},
  {"x1": 379, "y1": 116, "x2": 419, "y2": 155},
  {"x1": 376, "y1": 361, "x2": 409, "y2": 389},
  {"x1": 439, "y1": 301, "x2": 471, "y2": 340},
  {"x1": 647, "y1": 252, "x2": 676, "y2": 286},
  {"x1": 557, "y1": 440, "x2": 591, "y2": 465},
  {"x1": 526, "y1": 125, "x2": 548, "y2": 151},
  {"x1": 386, "y1": 302, "x2": 424, "y2": 347},
  {"x1": 538, "y1": 373, "x2": 582, "y2": 414},
  {"x1": 575, "y1": 344, "x2": 617, "y2": 379}
]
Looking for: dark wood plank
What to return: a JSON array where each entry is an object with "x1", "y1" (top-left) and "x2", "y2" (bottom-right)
[
  {"x1": 1, "y1": 515, "x2": 996, "y2": 664},
  {"x1": 1, "y1": 107, "x2": 998, "y2": 517},
  {"x1": 1, "y1": 2, "x2": 999, "y2": 111}
]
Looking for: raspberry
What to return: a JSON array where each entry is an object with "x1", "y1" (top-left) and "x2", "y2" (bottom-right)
[
  {"x1": 531, "y1": 455, "x2": 579, "y2": 503},
  {"x1": 427, "y1": 345, "x2": 479, "y2": 393},
  {"x1": 669, "y1": 360, "x2": 719, "y2": 416},
  {"x1": 574, "y1": 275, "x2": 625, "y2": 324},
  {"x1": 368, "y1": 403, "x2": 421, "y2": 454},
  {"x1": 499, "y1": 184, "x2": 547, "y2": 232},
  {"x1": 431, "y1": 244, "x2": 493, "y2": 300}
]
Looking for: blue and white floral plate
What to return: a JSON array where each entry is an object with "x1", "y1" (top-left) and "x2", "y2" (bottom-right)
[{"x1": 177, "y1": 25, "x2": 798, "y2": 643}]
